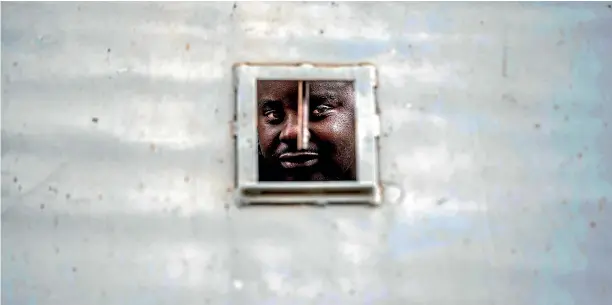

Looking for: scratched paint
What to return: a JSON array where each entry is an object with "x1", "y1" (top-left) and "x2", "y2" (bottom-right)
[{"x1": 2, "y1": 2, "x2": 612, "y2": 305}]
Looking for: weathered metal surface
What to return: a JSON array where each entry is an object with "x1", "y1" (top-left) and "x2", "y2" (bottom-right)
[{"x1": 2, "y1": 2, "x2": 611, "y2": 305}]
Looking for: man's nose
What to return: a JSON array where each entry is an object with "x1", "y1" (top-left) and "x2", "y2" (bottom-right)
[{"x1": 279, "y1": 114, "x2": 309, "y2": 142}]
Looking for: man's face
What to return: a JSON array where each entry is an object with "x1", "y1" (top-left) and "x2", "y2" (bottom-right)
[{"x1": 257, "y1": 80, "x2": 356, "y2": 181}]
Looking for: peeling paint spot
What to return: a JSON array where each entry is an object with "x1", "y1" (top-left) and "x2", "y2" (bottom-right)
[
  {"x1": 502, "y1": 93, "x2": 517, "y2": 104},
  {"x1": 502, "y1": 45, "x2": 509, "y2": 77}
]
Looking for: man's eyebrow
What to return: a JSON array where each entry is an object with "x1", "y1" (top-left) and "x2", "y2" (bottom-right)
[
  {"x1": 309, "y1": 91, "x2": 337, "y2": 100},
  {"x1": 258, "y1": 98, "x2": 282, "y2": 107},
  {"x1": 310, "y1": 81, "x2": 353, "y2": 95},
  {"x1": 314, "y1": 80, "x2": 353, "y2": 89}
]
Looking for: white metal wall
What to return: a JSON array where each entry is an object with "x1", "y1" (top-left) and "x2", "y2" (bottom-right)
[{"x1": 2, "y1": 2, "x2": 611, "y2": 305}]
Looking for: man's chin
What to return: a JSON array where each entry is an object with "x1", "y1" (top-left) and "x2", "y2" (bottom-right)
[{"x1": 280, "y1": 169, "x2": 326, "y2": 182}]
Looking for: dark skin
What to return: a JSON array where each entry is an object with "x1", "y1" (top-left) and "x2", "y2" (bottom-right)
[{"x1": 257, "y1": 80, "x2": 356, "y2": 181}]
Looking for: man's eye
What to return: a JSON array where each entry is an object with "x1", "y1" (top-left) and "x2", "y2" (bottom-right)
[
  {"x1": 264, "y1": 110, "x2": 281, "y2": 121},
  {"x1": 312, "y1": 105, "x2": 332, "y2": 116}
]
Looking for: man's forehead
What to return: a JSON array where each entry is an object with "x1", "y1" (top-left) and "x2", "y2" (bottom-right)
[{"x1": 257, "y1": 80, "x2": 353, "y2": 98}]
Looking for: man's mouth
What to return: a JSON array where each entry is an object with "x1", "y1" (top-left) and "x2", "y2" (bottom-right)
[{"x1": 279, "y1": 152, "x2": 319, "y2": 169}]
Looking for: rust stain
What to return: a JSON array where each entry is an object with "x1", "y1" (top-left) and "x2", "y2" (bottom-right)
[
  {"x1": 185, "y1": 43, "x2": 190, "y2": 51},
  {"x1": 502, "y1": 45, "x2": 508, "y2": 78}
]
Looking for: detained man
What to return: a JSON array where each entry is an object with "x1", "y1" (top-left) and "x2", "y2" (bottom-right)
[{"x1": 257, "y1": 80, "x2": 356, "y2": 182}]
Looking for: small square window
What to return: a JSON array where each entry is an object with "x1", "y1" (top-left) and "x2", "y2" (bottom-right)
[{"x1": 233, "y1": 63, "x2": 381, "y2": 206}]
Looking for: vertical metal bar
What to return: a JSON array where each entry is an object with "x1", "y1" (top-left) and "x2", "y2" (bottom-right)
[
  {"x1": 297, "y1": 81, "x2": 304, "y2": 150},
  {"x1": 302, "y1": 81, "x2": 310, "y2": 149}
]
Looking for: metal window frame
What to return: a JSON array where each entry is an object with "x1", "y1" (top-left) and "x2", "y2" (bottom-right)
[{"x1": 233, "y1": 63, "x2": 381, "y2": 206}]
